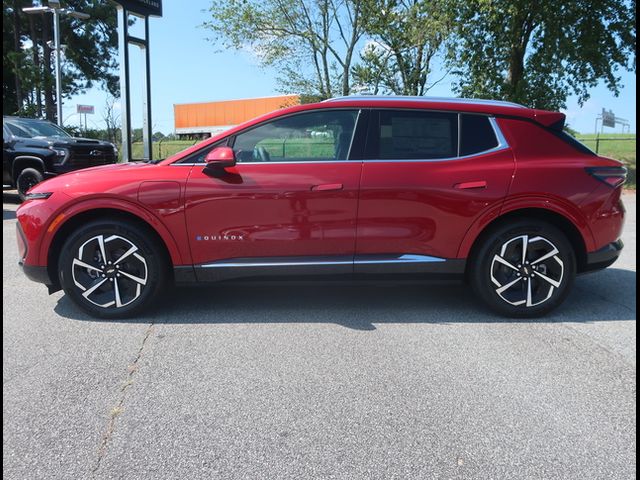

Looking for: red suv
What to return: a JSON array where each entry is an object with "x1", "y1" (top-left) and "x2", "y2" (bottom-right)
[{"x1": 16, "y1": 97, "x2": 626, "y2": 318}]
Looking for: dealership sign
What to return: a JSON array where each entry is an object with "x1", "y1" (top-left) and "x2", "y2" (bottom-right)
[
  {"x1": 77, "y1": 104, "x2": 95, "y2": 114},
  {"x1": 112, "y1": 0, "x2": 162, "y2": 17}
]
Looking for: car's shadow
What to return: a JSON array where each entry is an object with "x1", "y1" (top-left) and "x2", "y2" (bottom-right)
[
  {"x1": 3, "y1": 192, "x2": 20, "y2": 220},
  {"x1": 3, "y1": 191, "x2": 21, "y2": 204},
  {"x1": 54, "y1": 268, "x2": 636, "y2": 330}
]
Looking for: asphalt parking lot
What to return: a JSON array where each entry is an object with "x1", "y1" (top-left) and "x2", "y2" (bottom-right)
[{"x1": 3, "y1": 192, "x2": 636, "y2": 480}]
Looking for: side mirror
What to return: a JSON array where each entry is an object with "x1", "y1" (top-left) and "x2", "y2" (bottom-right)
[{"x1": 204, "y1": 146, "x2": 236, "y2": 169}]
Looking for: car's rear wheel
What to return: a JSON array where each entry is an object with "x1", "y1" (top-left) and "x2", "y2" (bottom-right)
[
  {"x1": 59, "y1": 220, "x2": 168, "y2": 318},
  {"x1": 470, "y1": 220, "x2": 576, "y2": 317},
  {"x1": 16, "y1": 167, "x2": 44, "y2": 201}
]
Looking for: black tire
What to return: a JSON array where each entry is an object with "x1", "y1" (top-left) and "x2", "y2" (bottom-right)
[
  {"x1": 469, "y1": 220, "x2": 576, "y2": 318},
  {"x1": 16, "y1": 167, "x2": 44, "y2": 201},
  {"x1": 58, "y1": 220, "x2": 169, "y2": 318}
]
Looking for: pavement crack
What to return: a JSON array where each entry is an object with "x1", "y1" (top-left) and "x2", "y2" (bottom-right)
[{"x1": 91, "y1": 322, "x2": 155, "y2": 475}]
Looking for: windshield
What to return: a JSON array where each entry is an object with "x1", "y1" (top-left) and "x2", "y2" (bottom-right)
[{"x1": 4, "y1": 118, "x2": 71, "y2": 139}]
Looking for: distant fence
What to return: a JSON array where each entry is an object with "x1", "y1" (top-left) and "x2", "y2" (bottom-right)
[
  {"x1": 128, "y1": 139, "x2": 200, "y2": 161},
  {"x1": 576, "y1": 136, "x2": 636, "y2": 155}
]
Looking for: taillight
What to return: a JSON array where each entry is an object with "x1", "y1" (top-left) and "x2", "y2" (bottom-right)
[{"x1": 586, "y1": 166, "x2": 628, "y2": 188}]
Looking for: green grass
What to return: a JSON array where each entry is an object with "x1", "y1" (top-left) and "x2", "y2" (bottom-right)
[
  {"x1": 129, "y1": 140, "x2": 200, "y2": 161},
  {"x1": 257, "y1": 138, "x2": 335, "y2": 159},
  {"x1": 575, "y1": 134, "x2": 636, "y2": 188}
]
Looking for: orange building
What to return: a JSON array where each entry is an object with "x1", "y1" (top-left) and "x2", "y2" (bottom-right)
[{"x1": 174, "y1": 94, "x2": 300, "y2": 138}]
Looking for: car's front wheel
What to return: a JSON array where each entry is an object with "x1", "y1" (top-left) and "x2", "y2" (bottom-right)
[
  {"x1": 470, "y1": 220, "x2": 576, "y2": 317},
  {"x1": 16, "y1": 167, "x2": 44, "y2": 201},
  {"x1": 59, "y1": 220, "x2": 168, "y2": 318}
]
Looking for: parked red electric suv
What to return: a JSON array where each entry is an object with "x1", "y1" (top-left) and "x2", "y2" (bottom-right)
[{"x1": 15, "y1": 96, "x2": 626, "y2": 318}]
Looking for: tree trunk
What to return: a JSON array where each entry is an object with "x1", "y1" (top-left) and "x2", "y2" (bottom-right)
[
  {"x1": 12, "y1": 0, "x2": 23, "y2": 112},
  {"x1": 28, "y1": 15, "x2": 43, "y2": 118},
  {"x1": 507, "y1": 46, "x2": 525, "y2": 99},
  {"x1": 42, "y1": 15, "x2": 55, "y2": 121}
]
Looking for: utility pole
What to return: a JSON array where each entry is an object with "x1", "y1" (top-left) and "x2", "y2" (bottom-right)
[{"x1": 23, "y1": 1, "x2": 90, "y2": 127}]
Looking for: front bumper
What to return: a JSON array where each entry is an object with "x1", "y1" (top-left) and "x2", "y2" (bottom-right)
[
  {"x1": 583, "y1": 239, "x2": 624, "y2": 273},
  {"x1": 19, "y1": 261, "x2": 53, "y2": 284}
]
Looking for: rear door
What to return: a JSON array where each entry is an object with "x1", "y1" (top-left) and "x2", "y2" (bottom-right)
[
  {"x1": 355, "y1": 109, "x2": 515, "y2": 272},
  {"x1": 184, "y1": 109, "x2": 365, "y2": 280}
]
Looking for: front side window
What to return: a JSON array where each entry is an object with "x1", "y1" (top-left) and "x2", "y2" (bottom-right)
[
  {"x1": 375, "y1": 110, "x2": 458, "y2": 160},
  {"x1": 231, "y1": 110, "x2": 358, "y2": 163},
  {"x1": 177, "y1": 139, "x2": 228, "y2": 164}
]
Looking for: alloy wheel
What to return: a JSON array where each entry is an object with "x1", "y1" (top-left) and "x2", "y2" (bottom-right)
[
  {"x1": 71, "y1": 234, "x2": 148, "y2": 309},
  {"x1": 490, "y1": 235, "x2": 564, "y2": 308}
]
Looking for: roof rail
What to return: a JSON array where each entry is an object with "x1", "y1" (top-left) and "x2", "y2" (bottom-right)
[{"x1": 323, "y1": 95, "x2": 526, "y2": 108}]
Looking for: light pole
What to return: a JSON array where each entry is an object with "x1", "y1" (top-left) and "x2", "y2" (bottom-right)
[{"x1": 22, "y1": 1, "x2": 90, "y2": 127}]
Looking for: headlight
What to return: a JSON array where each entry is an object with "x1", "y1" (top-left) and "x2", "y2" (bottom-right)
[
  {"x1": 49, "y1": 146, "x2": 69, "y2": 164},
  {"x1": 25, "y1": 192, "x2": 53, "y2": 200}
]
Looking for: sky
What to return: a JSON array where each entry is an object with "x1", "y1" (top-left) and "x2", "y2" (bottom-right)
[{"x1": 65, "y1": 0, "x2": 636, "y2": 135}]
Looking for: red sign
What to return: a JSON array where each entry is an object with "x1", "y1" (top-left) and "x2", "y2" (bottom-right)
[{"x1": 77, "y1": 105, "x2": 95, "y2": 114}]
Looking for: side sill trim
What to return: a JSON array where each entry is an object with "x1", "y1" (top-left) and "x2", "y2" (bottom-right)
[
  {"x1": 189, "y1": 254, "x2": 466, "y2": 283},
  {"x1": 199, "y1": 254, "x2": 446, "y2": 269}
]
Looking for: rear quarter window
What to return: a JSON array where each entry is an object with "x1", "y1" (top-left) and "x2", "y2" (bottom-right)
[{"x1": 460, "y1": 114, "x2": 499, "y2": 156}]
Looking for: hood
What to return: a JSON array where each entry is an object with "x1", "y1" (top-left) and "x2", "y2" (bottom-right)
[
  {"x1": 16, "y1": 135, "x2": 114, "y2": 149},
  {"x1": 15, "y1": 137, "x2": 113, "y2": 148},
  {"x1": 29, "y1": 161, "x2": 154, "y2": 195},
  {"x1": 52, "y1": 137, "x2": 114, "y2": 148}
]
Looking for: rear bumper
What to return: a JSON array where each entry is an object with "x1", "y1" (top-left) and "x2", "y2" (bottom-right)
[{"x1": 583, "y1": 239, "x2": 624, "y2": 273}]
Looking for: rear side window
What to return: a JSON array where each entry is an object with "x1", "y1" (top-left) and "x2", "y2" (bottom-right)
[
  {"x1": 375, "y1": 110, "x2": 458, "y2": 160},
  {"x1": 460, "y1": 114, "x2": 499, "y2": 156}
]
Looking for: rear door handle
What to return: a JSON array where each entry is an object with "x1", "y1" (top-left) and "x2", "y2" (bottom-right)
[
  {"x1": 454, "y1": 180, "x2": 487, "y2": 190},
  {"x1": 311, "y1": 183, "x2": 343, "y2": 192}
]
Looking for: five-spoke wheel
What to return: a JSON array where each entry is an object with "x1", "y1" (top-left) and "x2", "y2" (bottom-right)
[
  {"x1": 59, "y1": 220, "x2": 168, "y2": 318},
  {"x1": 470, "y1": 220, "x2": 576, "y2": 317}
]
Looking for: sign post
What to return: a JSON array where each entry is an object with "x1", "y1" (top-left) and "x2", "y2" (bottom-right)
[
  {"x1": 77, "y1": 104, "x2": 94, "y2": 134},
  {"x1": 112, "y1": 1, "x2": 162, "y2": 161}
]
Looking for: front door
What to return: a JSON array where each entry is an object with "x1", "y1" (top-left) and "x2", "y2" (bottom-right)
[{"x1": 184, "y1": 109, "x2": 363, "y2": 281}]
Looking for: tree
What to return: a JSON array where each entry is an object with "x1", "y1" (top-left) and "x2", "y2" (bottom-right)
[
  {"x1": 2, "y1": 0, "x2": 118, "y2": 120},
  {"x1": 102, "y1": 95, "x2": 120, "y2": 144},
  {"x1": 203, "y1": 0, "x2": 367, "y2": 99},
  {"x1": 353, "y1": 0, "x2": 451, "y2": 95},
  {"x1": 447, "y1": 0, "x2": 636, "y2": 110}
]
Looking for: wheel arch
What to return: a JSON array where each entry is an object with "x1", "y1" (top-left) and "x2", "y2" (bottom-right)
[
  {"x1": 464, "y1": 207, "x2": 590, "y2": 274},
  {"x1": 45, "y1": 206, "x2": 182, "y2": 288},
  {"x1": 13, "y1": 156, "x2": 46, "y2": 180}
]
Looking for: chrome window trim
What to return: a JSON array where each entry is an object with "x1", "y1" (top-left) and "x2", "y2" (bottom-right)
[{"x1": 170, "y1": 116, "x2": 509, "y2": 166}]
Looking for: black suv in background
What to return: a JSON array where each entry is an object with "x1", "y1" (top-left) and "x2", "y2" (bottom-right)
[{"x1": 3, "y1": 116, "x2": 117, "y2": 200}]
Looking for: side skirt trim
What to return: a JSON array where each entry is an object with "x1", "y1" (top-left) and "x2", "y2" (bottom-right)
[{"x1": 183, "y1": 254, "x2": 466, "y2": 283}]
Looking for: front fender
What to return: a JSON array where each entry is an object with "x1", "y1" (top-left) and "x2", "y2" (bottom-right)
[{"x1": 37, "y1": 196, "x2": 191, "y2": 267}]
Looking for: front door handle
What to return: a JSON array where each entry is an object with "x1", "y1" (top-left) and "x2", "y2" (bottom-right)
[
  {"x1": 454, "y1": 180, "x2": 487, "y2": 190},
  {"x1": 311, "y1": 183, "x2": 343, "y2": 192}
]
